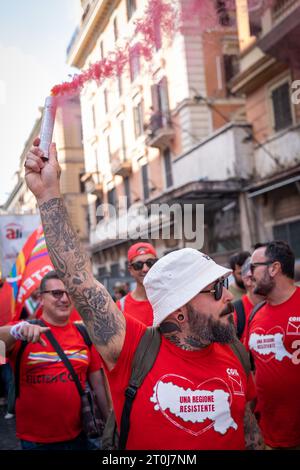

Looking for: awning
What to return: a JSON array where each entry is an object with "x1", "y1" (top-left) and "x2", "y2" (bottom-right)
[{"x1": 247, "y1": 174, "x2": 300, "y2": 198}]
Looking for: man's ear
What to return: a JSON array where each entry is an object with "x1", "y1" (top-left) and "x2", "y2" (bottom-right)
[
  {"x1": 174, "y1": 306, "x2": 186, "y2": 323},
  {"x1": 270, "y1": 261, "x2": 281, "y2": 277}
]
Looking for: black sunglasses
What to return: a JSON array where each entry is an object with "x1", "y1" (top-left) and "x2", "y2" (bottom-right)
[
  {"x1": 40, "y1": 289, "x2": 70, "y2": 300},
  {"x1": 130, "y1": 259, "x2": 158, "y2": 271},
  {"x1": 250, "y1": 262, "x2": 273, "y2": 274},
  {"x1": 200, "y1": 278, "x2": 229, "y2": 301}
]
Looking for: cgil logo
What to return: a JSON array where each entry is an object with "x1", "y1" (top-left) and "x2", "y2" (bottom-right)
[
  {"x1": 226, "y1": 368, "x2": 239, "y2": 377},
  {"x1": 5, "y1": 223, "x2": 23, "y2": 240}
]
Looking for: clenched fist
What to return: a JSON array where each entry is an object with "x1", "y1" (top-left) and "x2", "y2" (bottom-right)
[{"x1": 24, "y1": 137, "x2": 61, "y2": 203}]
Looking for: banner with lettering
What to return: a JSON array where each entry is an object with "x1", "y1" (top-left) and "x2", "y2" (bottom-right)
[{"x1": 0, "y1": 214, "x2": 40, "y2": 277}]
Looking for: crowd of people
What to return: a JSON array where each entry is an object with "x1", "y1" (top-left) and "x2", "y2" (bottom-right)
[{"x1": 0, "y1": 139, "x2": 299, "y2": 451}]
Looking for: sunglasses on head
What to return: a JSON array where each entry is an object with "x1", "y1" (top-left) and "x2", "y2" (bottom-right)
[
  {"x1": 130, "y1": 259, "x2": 158, "y2": 271},
  {"x1": 40, "y1": 289, "x2": 70, "y2": 300},
  {"x1": 200, "y1": 278, "x2": 229, "y2": 301}
]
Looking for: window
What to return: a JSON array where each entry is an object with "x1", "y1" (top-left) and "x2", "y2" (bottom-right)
[
  {"x1": 154, "y1": 22, "x2": 161, "y2": 50},
  {"x1": 79, "y1": 172, "x2": 85, "y2": 193},
  {"x1": 120, "y1": 120, "x2": 126, "y2": 159},
  {"x1": 150, "y1": 77, "x2": 170, "y2": 128},
  {"x1": 223, "y1": 54, "x2": 239, "y2": 83},
  {"x1": 126, "y1": 0, "x2": 136, "y2": 21},
  {"x1": 98, "y1": 266, "x2": 108, "y2": 278},
  {"x1": 129, "y1": 49, "x2": 140, "y2": 82},
  {"x1": 107, "y1": 136, "x2": 111, "y2": 161},
  {"x1": 273, "y1": 220, "x2": 300, "y2": 258},
  {"x1": 142, "y1": 164, "x2": 150, "y2": 200},
  {"x1": 163, "y1": 148, "x2": 173, "y2": 188},
  {"x1": 125, "y1": 261, "x2": 130, "y2": 276},
  {"x1": 107, "y1": 187, "x2": 116, "y2": 207},
  {"x1": 92, "y1": 104, "x2": 97, "y2": 128},
  {"x1": 215, "y1": 0, "x2": 231, "y2": 26},
  {"x1": 95, "y1": 196, "x2": 103, "y2": 221},
  {"x1": 113, "y1": 17, "x2": 118, "y2": 41},
  {"x1": 124, "y1": 176, "x2": 131, "y2": 208},
  {"x1": 100, "y1": 41, "x2": 104, "y2": 60},
  {"x1": 133, "y1": 101, "x2": 144, "y2": 138},
  {"x1": 104, "y1": 89, "x2": 108, "y2": 113},
  {"x1": 271, "y1": 82, "x2": 293, "y2": 131},
  {"x1": 118, "y1": 76, "x2": 123, "y2": 96},
  {"x1": 111, "y1": 263, "x2": 120, "y2": 277}
]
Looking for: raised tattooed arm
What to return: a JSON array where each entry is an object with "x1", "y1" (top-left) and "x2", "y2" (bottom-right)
[
  {"x1": 243, "y1": 402, "x2": 265, "y2": 450},
  {"x1": 39, "y1": 197, "x2": 125, "y2": 367},
  {"x1": 24, "y1": 140, "x2": 125, "y2": 369}
]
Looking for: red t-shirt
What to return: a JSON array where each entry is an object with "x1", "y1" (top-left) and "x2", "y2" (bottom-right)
[
  {"x1": 104, "y1": 316, "x2": 256, "y2": 450},
  {"x1": 247, "y1": 287, "x2": 300, "y2": 447},
  {"x1": 117, "y1": 292, "x2": 153, "y2": 326},
  {"x1": 9, "y1": 319, "x2": 102, "y2": 443}
]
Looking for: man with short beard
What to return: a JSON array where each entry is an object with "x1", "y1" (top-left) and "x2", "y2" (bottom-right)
[
  {"x1": 248, "y1": 241, "x2": 300, "y2": 449},
  {"x1": 23, "y1": 141, "x2": 263, "y2": 450}
]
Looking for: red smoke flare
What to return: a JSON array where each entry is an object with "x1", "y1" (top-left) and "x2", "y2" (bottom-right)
[{"x1": 51, "y1": 0, "x2": 275, "y2": 97}]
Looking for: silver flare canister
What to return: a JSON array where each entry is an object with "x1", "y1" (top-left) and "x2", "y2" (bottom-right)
[{"x1": 39, "y1": 96, "x2": 57, "y2": 160}]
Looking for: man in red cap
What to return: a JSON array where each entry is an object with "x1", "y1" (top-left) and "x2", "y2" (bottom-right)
[{"x1": 117, "y1": 242, "x2": 158, "y2": 326}]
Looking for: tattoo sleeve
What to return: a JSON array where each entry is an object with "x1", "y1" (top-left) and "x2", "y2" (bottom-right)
[
  {"x1": 244, "y1": 402, "x2": 265, "y2": 450},
  {"x1": 39, "y1": 197, "x2": 125, "y2": 363}
]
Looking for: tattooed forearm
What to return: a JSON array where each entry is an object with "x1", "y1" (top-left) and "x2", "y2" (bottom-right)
[
  {"x1": 39, "y1": 198, "x2": 124, "y2": 351},
  {"x1": 244, "y1": 403, "x2": 265, "y2": 450}
]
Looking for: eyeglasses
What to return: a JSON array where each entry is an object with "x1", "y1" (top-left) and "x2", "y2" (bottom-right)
[
  {"x1": 250, "y1": 262, "x2": 273, "y2": 274},
  {"x1": 130, "y1": 259, "x2": 158, "y2": 271},
  {"x1": 200, "y1": 278, "x2": 229, "y2": 301},
  {"x1": 40, "y1": 290, "x2": 70, "y2": 300}
]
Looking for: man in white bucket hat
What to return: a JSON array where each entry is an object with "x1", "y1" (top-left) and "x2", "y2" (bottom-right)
[{"x1": 24, "y1": 143, "x2": 263, "y2": 450}]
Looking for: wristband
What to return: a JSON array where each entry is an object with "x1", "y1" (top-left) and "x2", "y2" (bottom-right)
[{"x1": 10, "y1": 321, "x2": 30, "y2": 341}]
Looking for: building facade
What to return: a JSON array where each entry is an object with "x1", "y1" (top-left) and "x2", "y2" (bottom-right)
[
  {"x1": 67, "y1": 0, "x2": 251, "y2": 289},
  {"x1": 232, "y1": 0, "x2": 300, "y2": 259}
]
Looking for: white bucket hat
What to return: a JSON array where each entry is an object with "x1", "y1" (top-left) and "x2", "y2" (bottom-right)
[{"x1": 144, "y1": 248, "x2": 232, "y2": 326}]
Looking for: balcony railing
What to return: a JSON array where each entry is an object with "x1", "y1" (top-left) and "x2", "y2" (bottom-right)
[
  {"x1": 81, "y1": 171, "x2": 103, "y2": 197},
  {"x1": 145, "y1": 111, "x2": 174, "y2": 149},
  {"x1": 254, "y1": 124, "x2": 300, "y2": 178},
  {"x1": 110, "y1": 149, "x2": 132, "y2": 177},
  {"x1": 272, "y1": 0, "x2": 299, "y2": 23},
  {"x1": 173, "y1": 123, "x2": 254, "y2": 189}
]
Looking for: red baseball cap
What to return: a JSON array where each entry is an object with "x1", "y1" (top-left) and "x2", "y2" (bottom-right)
[{"x1": 127, "y1": 242, "x2": 157, "y2": 262}]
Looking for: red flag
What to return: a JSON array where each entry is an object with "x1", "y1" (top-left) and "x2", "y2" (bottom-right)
[
  {"x1": 0, "y1": 282, "x2": 14, "y2": 326},
  {"x1": 12, "y1": 227, "x2": 53, "y2": 321}
]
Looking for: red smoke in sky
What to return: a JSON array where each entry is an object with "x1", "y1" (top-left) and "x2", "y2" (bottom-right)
[{"x1": 51, "y1": 0, "x2": 275, "y2": 97}]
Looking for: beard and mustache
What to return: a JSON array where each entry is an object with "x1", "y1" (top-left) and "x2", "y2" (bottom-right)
[
  {"x1": 186, "y1": 302, "x2": 237, "y2": 344},
  {"x1": 253, "y1": 269, "x2": 274, "y2": 296}
]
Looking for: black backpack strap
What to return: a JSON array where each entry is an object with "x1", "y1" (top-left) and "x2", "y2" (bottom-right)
[
  {"x1": 248, "y1": 300, "x2": 267, "y2": 324},
  {"x1": 74, "y1": 322, "x2": 92, "y2": 348},
  {"x1": 15, "y1": 341, "x2": 29, "y2": 399},
  {"x1": 38, "y1": 319, "x2": 85, "y2": 397},
  {"x1": 14, "y1": 319, "x2": 44, "y2": 399},
  {"x1": 233, "y1": 299, "x2": 246, "y2": 339},
  {"x1": 118, "y1": 327, "x2": 161, "y2": 450},
  {"x1": 229, "y1": 339, "x2": 251, "y2": 378}
]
